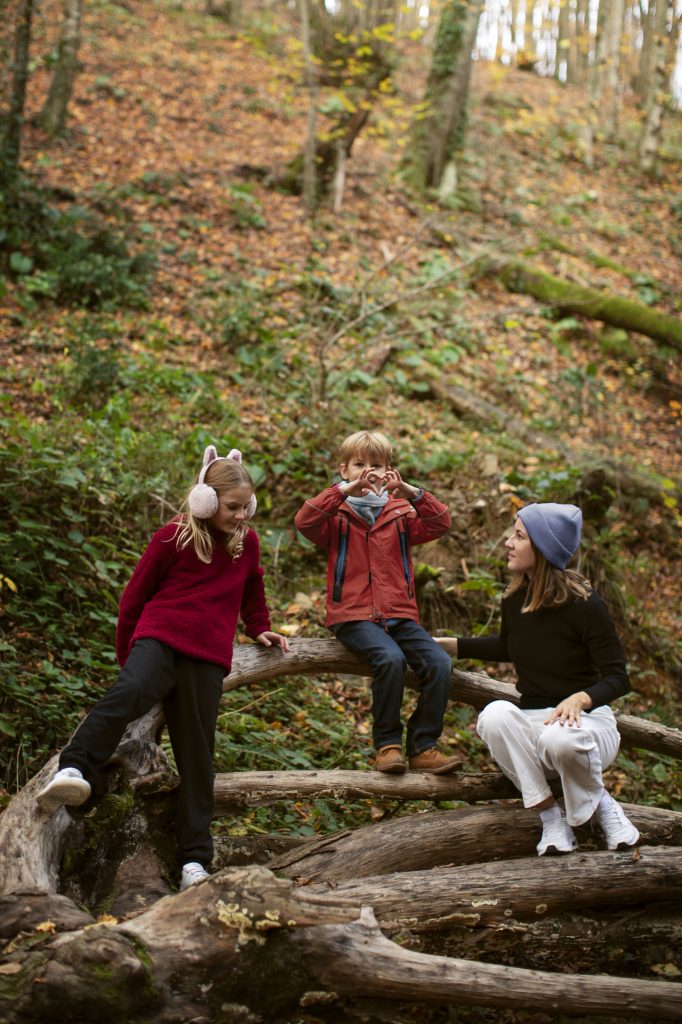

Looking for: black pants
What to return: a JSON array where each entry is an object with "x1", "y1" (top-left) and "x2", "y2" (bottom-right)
[{"x1": 60, "y1": 638, "x2": 224, "y2": 867}]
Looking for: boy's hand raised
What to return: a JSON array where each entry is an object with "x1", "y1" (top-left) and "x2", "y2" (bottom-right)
[
  {"x1": 382, "y1": 469, "x2": 420, "y2": 500},
  {"x1": 341, "y1": 469, "x2": 385, "y2": 497}
]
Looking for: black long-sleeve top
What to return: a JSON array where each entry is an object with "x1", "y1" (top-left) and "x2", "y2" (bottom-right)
[{"x1": 457, "y1": 587, "x2": 629, "y2": 710}]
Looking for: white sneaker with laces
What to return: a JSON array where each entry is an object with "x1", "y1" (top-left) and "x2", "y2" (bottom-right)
[
  {"x1": 180, "y1": 862, "x2": 209, "y2": 891},
  {"x1": 36, "y1": 767, "x2": 91, "y2": 811},
  {"x1": 537, "y1": 815, "x2": 578, "y2": 856},
  {"x1": 596, "y1": 796, "x2": 640, "y2": 851}
]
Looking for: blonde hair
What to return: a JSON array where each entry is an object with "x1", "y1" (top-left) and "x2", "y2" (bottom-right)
[
  {"x1": 339, "y1": 430, "x2": 393, "y2": 467},
  {"x1": 506, "y1": 539, "x2": 591, "y2": 612},
  {"x1": 174, "y1": 459, "x2": 254, "y2": 564}
]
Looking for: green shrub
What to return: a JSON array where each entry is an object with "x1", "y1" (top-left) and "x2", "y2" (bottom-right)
[{"x1": 1, "y1": 179, "x2": 154, "y2": 308}]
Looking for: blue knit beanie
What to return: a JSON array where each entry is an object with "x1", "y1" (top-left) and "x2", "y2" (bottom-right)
[{"x1": 517, "y1": 503, "x2": 582, "y2": 569}]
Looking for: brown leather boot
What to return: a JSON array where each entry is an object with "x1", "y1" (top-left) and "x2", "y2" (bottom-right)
[
  {"x1": 374, "y1": 745, "x2": 407, "y2": 774},
  {"x1": 409, "y1": 748, "x2": 463, "y2": 775}
]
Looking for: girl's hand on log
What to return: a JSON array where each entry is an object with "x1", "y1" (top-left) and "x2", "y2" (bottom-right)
[
  {"x1": 256, "y1": 631, "x2": 290, "y2": 653},
  {"x1": 544, "y1": 691, "x2": 593, "y2": 728}
]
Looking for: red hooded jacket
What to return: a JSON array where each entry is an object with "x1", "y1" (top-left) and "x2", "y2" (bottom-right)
[{"x1": 294, "y1": 485, "x2": 451, "y2": 627}]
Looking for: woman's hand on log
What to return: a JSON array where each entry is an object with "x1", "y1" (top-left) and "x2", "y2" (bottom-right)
[
  {"x1": 433, "y1": 636, "x2": 458, "y2": 657},
  {"x1": 544, "y1": 691, "x2": 593, "y2": 728}
]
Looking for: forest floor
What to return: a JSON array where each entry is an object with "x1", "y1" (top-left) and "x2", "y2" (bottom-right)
[
  {"x1": 1, "y1": 3, "x2": 682, "y2": 1019},
  {"x1": 1, "y1": 0, "x2": 681, "y2": 804}
]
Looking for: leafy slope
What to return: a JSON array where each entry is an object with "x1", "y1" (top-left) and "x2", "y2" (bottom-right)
[{"x1": 1, "y1": 1, "x2": 680, "y2": 811}]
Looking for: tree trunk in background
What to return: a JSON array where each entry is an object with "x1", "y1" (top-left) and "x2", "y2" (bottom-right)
[
  {"x1": 639, "y1": 0, "x2": 670, "y2": 174},
  {"x1": 300, "y1": 0, "x2": 318, "y2": 215},
  {"x1": 0, "y1": 0, "x2": 35, "y2": 188},
  {"x1": 40, "y1": 0, "x2": 83, "y2": 137},
  {"x1": 404, "y1": 0, "x2": 484, "y2": 191},
  {"x1": 556, "y1": 0, "x2": 573, "y2": 82},
  {"x1": 578, "y1": 0, "x2": 605, "y2": 166},
  {"x1": 574, "y1": 0, "x2": 589, "y2": 81},
  {"x1": 636, "y1": 0, "x2": 656, "y2": 103},
  {"x1": 592, "y1": 0, "x2": 625, "y2": 140}
]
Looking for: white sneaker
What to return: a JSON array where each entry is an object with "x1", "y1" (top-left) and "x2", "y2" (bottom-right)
[
  {"x1": 36, "y1": 767, "x2": 91, "y2": 811},
  {"x1": 596, "y1": 797, "x2": 640, "y2": 851},
  {"x1": 180, "y1": 862, "x2": 209, "y2": 891},
  {"x1": 537, "y1": 815, "x2": 578, "y2": 856}
]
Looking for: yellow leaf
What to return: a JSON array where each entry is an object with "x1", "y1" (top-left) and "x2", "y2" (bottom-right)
[
  {"x1": 279, "y1": 623, "x2": 301, "y2": 636},
  {"x1": 35, "y1": 920, "x2": 56, "y2": 933}
]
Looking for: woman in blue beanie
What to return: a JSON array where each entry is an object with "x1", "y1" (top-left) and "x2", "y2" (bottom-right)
[{"x1": 435, "y1": 502, "x2": 639, "y2": 857}]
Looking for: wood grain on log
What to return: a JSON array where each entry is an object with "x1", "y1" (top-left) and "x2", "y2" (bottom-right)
[
  {"x1": 213, "y1": 768, "x2": 517, "y2": 810},
  {"x1": 268, "y1": 801, "x2": 682, "y2": 881},
  {"x1": 305, "y1": 845, "x2": 682, "y2": 930},
  {"x1": 297, "y1": 905, "x2": 682, "y2": 1020}
]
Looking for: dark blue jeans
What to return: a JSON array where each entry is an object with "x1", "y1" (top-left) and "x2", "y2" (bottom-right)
[
  {"x1": 60, "y1": 638, "x2": 224, "y2": 868},
  {"x1": 333, "y1": 619, "x2": 453, "y2": 755}
]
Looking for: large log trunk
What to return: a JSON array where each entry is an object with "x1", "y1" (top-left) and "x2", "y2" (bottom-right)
[
  {"x1": 2, "y1": 639, "x2": 681, "y2": 1022},
  {"x1": 3, "y1": 867, "x2": 682, "y2": 1023}
]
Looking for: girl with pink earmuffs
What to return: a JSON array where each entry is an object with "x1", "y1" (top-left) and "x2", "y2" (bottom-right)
[{"x1": 37, "y1": 445, "x2": 289, "y2": 891}]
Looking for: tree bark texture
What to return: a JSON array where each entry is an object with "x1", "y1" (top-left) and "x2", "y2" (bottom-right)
[
  {"x1": 4, "y1": 868, "x2": 682, "y2": 1023},
  {"x1": 2, "y1": 641, "x2": 682, "y2": 1022},
  {"x1": 294, "y1": 904, "x2": 682, "y2": 1020},
  {"x1": 639, "y1": 0, "x2": 671, "y2": 175},
  {"x1": 305, "y1": 846, "x2": 682, "y2": 930},
  {"x1": 405, "y1": 0, "x2": 484, "y2": 189},
  {"x1": 40, "y1": 0, "x2": 83, "y2": 137},
  {"x1": 269, "y1": 800, "x2": 682, "y2": 883}
]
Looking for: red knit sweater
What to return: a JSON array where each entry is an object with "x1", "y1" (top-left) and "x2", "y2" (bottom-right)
[{"x1": 115, "y1": 523, "x2": 271, "y2": 671}]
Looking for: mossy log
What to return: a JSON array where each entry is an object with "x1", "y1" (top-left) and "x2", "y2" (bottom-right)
[
  {"x1": 3, "y1": 640, "x2": 682, "y2": 1022},
  {"x1": 492, "y1": 258, "x2": 682, "y2": 348},
  {"x1": 3, "y1": 866, "x2": 682, "y2": 1023}
]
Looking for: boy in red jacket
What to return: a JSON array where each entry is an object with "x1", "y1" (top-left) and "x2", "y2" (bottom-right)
[{"x1": 295, "y1": 431, "x2": 460, "y2": 774}]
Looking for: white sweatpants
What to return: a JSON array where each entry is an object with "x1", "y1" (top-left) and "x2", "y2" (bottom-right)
[{"x1": 476, "y1": 700, "x2": 621, "y2": 826}]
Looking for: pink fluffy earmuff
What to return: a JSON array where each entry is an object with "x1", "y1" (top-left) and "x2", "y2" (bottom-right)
[{"x1": 188, "y1": 445, "x2": 257, "y2": 520}]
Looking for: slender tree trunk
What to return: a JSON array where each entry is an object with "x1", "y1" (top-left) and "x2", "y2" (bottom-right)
[
  {"x1": 556, "y1": 0, "x2": 571, "y2": 81},
  {"x1": 636, "y1": 0, "x2": 656, "y2": 103},
  {"x1": 300, "y1": 0, "x2": 318, "y2": 215},
  {"x1": 579, "y1": 0, "x2": 605, "y2": 166},
  {"x1": 40, "y1": 0, "x2": 84, "y2": 137},
  {"x1": 0, "y1": 0, "x2": 35, "y2": 188},
  {"x1": 405, "y1": 0, "x2": 484, "y2": 191},
  {"x1": 639, "y1": 0, "x2": 671, "y2": 174},
  {"x1": 602, "y1": 0, "x2": 625, "y2": 140},
  {"x1": 574, "y1": 0, "x2": 589, "y2": 80}
]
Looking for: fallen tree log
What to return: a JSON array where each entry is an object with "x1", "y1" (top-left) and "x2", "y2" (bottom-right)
[
  {"x1": 268, "y1": 801, "x2": 682, "y2": 882},
  {"x1": 213, "y1": 768, "x2": 518, "y2": 809},
  {"x1": 295, "y1": 904, "x2": 682, "y2": 1021},
  {"x1": 3, "y1": 866, "x2": 681, "y2": 1023},
  {"x1": 223, "y1": 639, "x2": 682, "y2": 758},
  {"x1": 306, "y1": 845, "x2": 682, "y2": 930},
  {"x1": 425, "y1": 903, "x2": 682, "y2": 967},
  {"x1": 490, "y1": 258, "x2": 682, "y2": 348},
  {"x1": 3, "y1": 641, "x2": 681, "y2": 1023}
]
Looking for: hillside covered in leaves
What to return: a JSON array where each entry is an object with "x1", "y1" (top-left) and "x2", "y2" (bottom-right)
[{"x1": 1, "y1": 0, "x2": 681, "y2": 839}]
